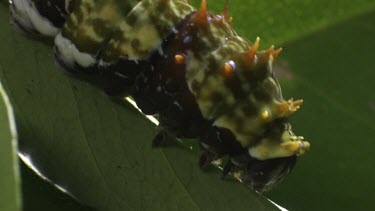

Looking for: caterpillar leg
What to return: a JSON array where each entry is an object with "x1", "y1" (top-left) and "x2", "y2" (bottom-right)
[
  {"x1": 198, "y1": 143, "x2": 221, "y2": 168},
  {"x1": 151, "y1": 128, "x2": 183, "y2": 148},
  {"x1": 152, "y1": 129, "x2": 168, "y2": 148}
]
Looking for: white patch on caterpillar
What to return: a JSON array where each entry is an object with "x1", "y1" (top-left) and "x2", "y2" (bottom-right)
[
  {"x1": 248, "y1": 131, "x2": 297, "y2": 160},
  {"x1": 10, "y1": 0, "x2": 60, "y2": 36},
  {"x1": 54, "y1": 33, "x2": 96, "y2": 68},
  {"x1": 248, "y1": 142, "x2": 294, "y2": 160}
]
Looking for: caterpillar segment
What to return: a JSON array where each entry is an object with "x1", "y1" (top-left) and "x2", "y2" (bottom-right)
[
  {"x1": 9, "y1": 0, "x2": 310, "y2": 192},
  {"x1": 9, "y1": 0, "x2": 73, "y2": 36}
]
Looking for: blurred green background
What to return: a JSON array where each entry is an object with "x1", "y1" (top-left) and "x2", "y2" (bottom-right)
[{"x1": 1, "y1": 0, "x2": 375, "y2": 210}]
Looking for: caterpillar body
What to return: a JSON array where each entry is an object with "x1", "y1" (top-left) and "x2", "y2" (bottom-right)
[{"x1": 10, "y1": 0, "x2": 310, "y2": 192}]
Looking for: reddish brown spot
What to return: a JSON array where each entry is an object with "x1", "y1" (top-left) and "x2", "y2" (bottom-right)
[
  {"x1": 192, "y1": 0, "x2": 208, "y2": 25},
  {"x1": 266, "y1": 45, "x2": 275, "y2": 60},
  {"x1": 174, "y1": 54, "x2": 185, "y2": 64},
  {"x1": 227, "y1": 17, "x2": 233, "y2": 25},
  {"x1": 224, "y1": 62, "x2": 234, "y2": 76},
  {"x1": 220, "y1": 0, "x2": 230, "y2": 22},
  {"x1": 247, "y1": 37, "x2": 260, "y2": 62},
  {"x1": 273, "y1": 47, "x2": 282, "y2": 59}
]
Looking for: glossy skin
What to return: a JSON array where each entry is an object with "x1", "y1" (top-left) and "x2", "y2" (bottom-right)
[{"x1": 9, "y1": 0, "x2": 310, "y2": 192}]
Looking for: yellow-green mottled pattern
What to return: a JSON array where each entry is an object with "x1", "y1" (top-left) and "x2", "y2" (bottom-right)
[
  {"x1": 102, "y1": 0, "x2": 194, "y2": 61},
  {"x1": 62, "y1": 0, "x2": 194, "y2": 61},
  {"x1": 183, "y1": 18, "x2": 289, "y2": 150},
  {"x1": 187, "y1": 36, "x2": 252, "y2": 120},
  {"x1": 62, "y1": 0, "x2": 135, "y2": 53}
]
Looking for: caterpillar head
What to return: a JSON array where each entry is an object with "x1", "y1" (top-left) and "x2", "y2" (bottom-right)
[
  {"x1": 224, "y1": 119, "x2": 308, "y2": 192},
  {"x1": 248, "y1": 121, "x2": 310, "y2": 160}
]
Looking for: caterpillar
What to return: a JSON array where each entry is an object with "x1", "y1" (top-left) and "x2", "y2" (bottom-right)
[{"x1": 9, "y1": 0, "x2": 310, "y2": 192}]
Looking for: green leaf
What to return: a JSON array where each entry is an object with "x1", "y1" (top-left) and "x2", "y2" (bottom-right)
[
  {"x1": 0, "y1": 76, "x2": 21, "y2": 210},
  {"x1": 0, "y1": 66, "x2": 89, "y2": 211}
]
